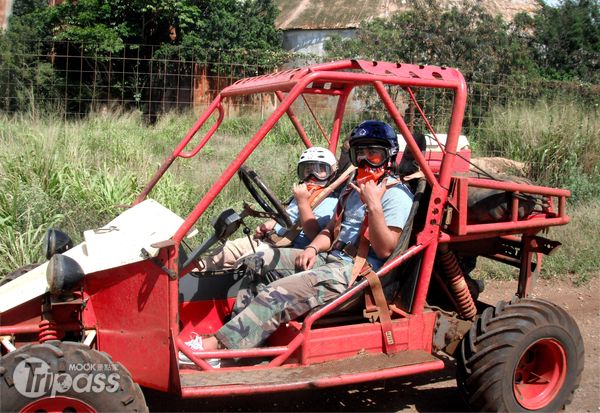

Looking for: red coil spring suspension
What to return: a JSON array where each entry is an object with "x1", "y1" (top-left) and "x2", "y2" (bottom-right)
[
  {"x1": 38, "y1": 319, "x2": 58, "y2": 342},
  {"x1": 39, "y1": 298, "x2": 58, "y2": 343},
  {"x1": 438, "y1": 245, "x2": 477, "y2": 319}
]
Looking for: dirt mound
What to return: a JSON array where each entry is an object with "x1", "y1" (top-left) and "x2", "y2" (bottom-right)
[{"x1": 470, "y1": 156, "x2": 526, "y2": 176}]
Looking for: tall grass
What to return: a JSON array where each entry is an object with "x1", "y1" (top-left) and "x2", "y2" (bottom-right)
[
  {"x1": 0, "y1": 100, "x2": 598, "y2": 284},
  {"x1": 0, "y1": 111, "x2": 307, "y2": 275},
  {"x1": 474, "y1": 201, "x2": 600, "y2": 285},
  {"x1": 471, "y1": 99, "x2": 600, "y2": 202}
]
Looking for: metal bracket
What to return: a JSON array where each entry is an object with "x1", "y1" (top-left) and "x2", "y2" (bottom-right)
[
  {"x1": 363, "y1": 309, "x2": 380, "y2": 322},
  {"x1": 432, "y1": 312, "x2": 473, "y2": 356},
  {"x1": 141, "y1": 248, "x2": 177, "y2": 280}
]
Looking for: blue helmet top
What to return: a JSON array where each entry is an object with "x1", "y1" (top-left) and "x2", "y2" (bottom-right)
[{"x1": 349, "y1": 120, "x2": 399, "y2": 156}]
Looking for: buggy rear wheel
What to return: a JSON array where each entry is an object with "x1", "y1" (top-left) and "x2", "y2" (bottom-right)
[{"x1": 456, "y1": 297, "x2": 584, "y2": 412}]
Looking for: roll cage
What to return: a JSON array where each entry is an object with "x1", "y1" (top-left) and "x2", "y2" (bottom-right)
[{"x1": 132, "y1": 59, "x2": 570, "y2": 379}]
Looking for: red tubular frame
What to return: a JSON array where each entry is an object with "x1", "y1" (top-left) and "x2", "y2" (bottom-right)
[
  {"x1": 275, "y1": 91, "x2": 312, "y2": 147},
  {"x1": 134, "y1": 98, "x2": 225, "y2": 205},
  {"x1": 111, "y1": 59, "x2": 568, "y2": 393},
  {"x1": 158, "y1": 60, "x2": 466, "y2": 371}
]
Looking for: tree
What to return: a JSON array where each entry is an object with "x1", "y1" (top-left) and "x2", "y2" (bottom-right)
[
  {"x1": 1, "y1": 0, "x2": 284, "y2": 115},
  {"x1": 526, "y1": 0, "x2": 600, "y2": 82},
  {"x1": 325, "y1": 0, "x2": 534, "y2": 83}
]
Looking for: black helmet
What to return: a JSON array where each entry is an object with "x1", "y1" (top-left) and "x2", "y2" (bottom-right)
[{"x1": 348, "y1": 120, "x2": 399, "y2": 168}]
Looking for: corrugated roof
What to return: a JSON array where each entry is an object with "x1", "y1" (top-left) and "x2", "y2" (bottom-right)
[{"x1": 275, "y1": 0, "x2": 537, "y2": 30}]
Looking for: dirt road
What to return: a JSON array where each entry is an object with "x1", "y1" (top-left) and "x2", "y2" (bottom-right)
[{"x1": 145, "y1": 276, "x2": 600, "y2": 412}]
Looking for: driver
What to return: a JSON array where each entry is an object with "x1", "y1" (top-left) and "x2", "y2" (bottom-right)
[
  {"x1": 182, "y1": 120, "x2": 414, "y2": 355},
  {"x1": 194, "y1": 147, "x2": 340, "y2": 273}
]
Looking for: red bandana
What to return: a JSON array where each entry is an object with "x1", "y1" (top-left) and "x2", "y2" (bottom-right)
[{"x1": 356, "y1": 165, "x2": 386, "y2": 185}]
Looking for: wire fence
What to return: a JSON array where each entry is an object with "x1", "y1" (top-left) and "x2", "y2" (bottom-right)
[{"x1": 1, "y1": 40, "x2": 599, "y2": 126}]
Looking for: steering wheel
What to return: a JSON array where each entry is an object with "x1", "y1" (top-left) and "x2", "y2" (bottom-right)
[{"x1": 237, "y1": 165, "x2": 292, "y2": 229}]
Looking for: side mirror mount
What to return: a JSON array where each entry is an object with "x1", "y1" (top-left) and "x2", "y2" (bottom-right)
[
  {"x1": 181, "y1": 209, "x2": 243, "y2": 271},
  {"x1": 212, "y1": 209, "x2": 242, "y2": 241}
]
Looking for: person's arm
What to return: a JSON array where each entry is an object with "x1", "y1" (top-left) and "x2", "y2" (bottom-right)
[
  {"x1": 350, "y1": 179, "x2": 402, "y2": 259},
  {"x1": 293, "y1": 183, "x2": 321, "y2": 239},
  {"x1": 294, "y1": 219, "x2": 336, "y2": 270}
]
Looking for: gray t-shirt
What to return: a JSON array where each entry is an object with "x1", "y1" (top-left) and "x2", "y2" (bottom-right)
[
  {"x1": 331, "y1": 180, "x2": 414, "y2": 270},
  {"x1": 273, "y1": 195, "x2": 339, "y2": 249}
]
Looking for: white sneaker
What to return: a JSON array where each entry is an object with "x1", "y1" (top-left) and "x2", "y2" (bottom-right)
[{"x1": 178, "y1": 333, "x2": 221, "y2": 368}]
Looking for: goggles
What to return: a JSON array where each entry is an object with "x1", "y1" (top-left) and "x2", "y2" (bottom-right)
[
  {"x1": 297, "y1": 161, "x2": 333, "y2": 182},
  {"x1": 349, "y1": 145, "x2": 390, "y2": 168}
]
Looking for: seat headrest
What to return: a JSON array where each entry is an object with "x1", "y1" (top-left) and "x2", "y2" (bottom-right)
[{"x1": 396, "y1": 132, "x2": 427, "y2": 177}]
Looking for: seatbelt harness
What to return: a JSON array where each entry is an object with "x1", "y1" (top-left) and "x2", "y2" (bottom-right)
[
  {"x1": 364, "y1": 270, "x2": 398, "y2": 353},
  {"x1": 341, "y1": 175, "x2": 400, "y2": 354}
]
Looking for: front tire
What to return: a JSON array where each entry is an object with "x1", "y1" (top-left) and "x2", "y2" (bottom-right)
[
  {"x1": 457, "y1": 297, "x2": 584, "y2": 412},
  {"x1": 0, "y1": 341, "x2": 147, "y2": 412}
]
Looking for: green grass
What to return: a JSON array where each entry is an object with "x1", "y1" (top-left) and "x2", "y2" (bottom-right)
[
  {"x1": 471, "y1": 99, "x2": 600, "y2": 202},
  {"x1": 0, "y1": 110, "x2": 310, "y2": 275},
  {"x1": 468, "y1": 99, "x2": 600, "y2": 284},
  {"x1": 473, "y1": 201, "x2": 600, "y2": 285},
  {"x1": 0, "y1": 101, "x2": 598, "y2": 284}
]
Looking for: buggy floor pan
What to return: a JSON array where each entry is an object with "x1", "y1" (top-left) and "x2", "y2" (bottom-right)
[{"x1": 179, "y1": 350, "x2": 444, "y2": 397}]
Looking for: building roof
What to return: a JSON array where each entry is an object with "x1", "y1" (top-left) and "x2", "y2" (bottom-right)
[{"x1": 275, "y1": 0, "x2": 538, "y2": 30}]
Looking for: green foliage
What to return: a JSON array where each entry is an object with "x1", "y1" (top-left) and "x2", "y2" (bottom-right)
[
  {"x1": 10, "y1": 0, "x2": 47, "y2": 17},
  {"x1": 325, "y1": 0, "x2": 534, "y2": 83},
  {"x1": 325, "y1": 0, "x2": 599, "y2": 84},
  {"x1": 471, "y1": 99, "x2": 600, "y2": 202},
  {"x1": 7, "y1": 0, "x2": 282, "y2": 55},
  {"x1": 1, "y1": 0, "x2": 284, "y2": 115},
  {"x1": 525, "y1": 0, "x2": 600, "y2": 82}
]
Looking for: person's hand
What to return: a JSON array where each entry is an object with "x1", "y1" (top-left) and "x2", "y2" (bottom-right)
[
  {"x1": 295, "y1": 246, "x2": 317, "y2": 271},
  {"x1": 292, "y1": 182, "x2": 311, "y2": 205},
  {"x1": 254, "y1": 220, "x2": 275, "y2": 239},
  {"x1": 350, "y1": 178, "x2": 387, "y2": 211}
]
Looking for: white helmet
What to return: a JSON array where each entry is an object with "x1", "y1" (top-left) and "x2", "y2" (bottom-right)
[{"x1": 297, "y1": 147, "x2": 337, "y2": 182}]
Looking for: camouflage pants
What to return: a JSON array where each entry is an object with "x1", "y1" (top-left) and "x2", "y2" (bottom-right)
[{"x1": 215, "y1": 248, "x2": 353, "y2": 349}]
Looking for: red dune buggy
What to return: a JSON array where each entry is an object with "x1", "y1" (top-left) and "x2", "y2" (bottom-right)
[{"x1": 0, "y1": 60, "x2": 583, "y2": 412}]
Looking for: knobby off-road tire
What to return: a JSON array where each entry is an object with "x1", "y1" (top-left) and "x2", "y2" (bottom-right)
[
  {"x1": 0, "y1": 264, "x2": 39, "y2": 287},
  {"x1": 0, "y1": 340, "x2": 147, "y2": 412},
  {"x1": 457, "y1": 297, "x2": 584, "y2": 412}
]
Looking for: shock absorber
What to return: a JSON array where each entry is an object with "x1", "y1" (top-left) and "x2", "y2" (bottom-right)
[
  {"x1": 437, "y1": 244, "x2": 477, "y2": 319},
  {"x1": 39, "y1": 319, "x2": 58, "y2": 342},
  {"x1": 38, "y1": 298, "x2": 58, "y2": 343}
]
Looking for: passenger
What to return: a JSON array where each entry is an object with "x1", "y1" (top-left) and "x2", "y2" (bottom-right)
[
  {"x1": 181, "y1": 120, "x2": 414, "y2": 358},
  {"x1": 195, "y1": 147, "x2": 340, "y2": 272}
]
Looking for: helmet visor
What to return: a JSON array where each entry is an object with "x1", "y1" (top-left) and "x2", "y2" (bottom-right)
[
  {"x1": 297, "y1": 161, "x2": 333, "y2": 181},
  {"x1": 349, "y1": 145, "x2": 389, "y2": 168}
]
